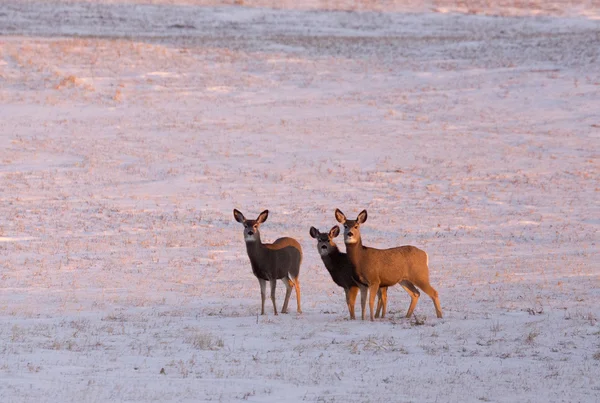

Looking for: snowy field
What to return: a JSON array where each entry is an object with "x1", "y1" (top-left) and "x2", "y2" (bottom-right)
[{"x1": 1, "y1": 1, "x2": 599, "y2": 402}]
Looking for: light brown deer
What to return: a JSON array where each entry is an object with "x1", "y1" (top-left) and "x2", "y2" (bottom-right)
[
  {"x1": 234, "y1": 209, "x2": 302, "y2": 315},
  {"x1": 335, "y1": 209, "x2": 443, "y2": 321}
]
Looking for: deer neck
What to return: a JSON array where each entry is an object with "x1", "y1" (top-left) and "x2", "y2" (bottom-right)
[
  {"x1": 245, "y1": 235, "x2": 267, "y2": 263},
  {"x1": 321, "y1": 244, "x2": 343, "y2": 271},
  {"x1": 345, "y1": 237, "x2": 364, "y2": 268}
]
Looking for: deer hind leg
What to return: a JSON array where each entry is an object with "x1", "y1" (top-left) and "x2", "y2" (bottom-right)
[
  {"x1": 259, "y1": 279, "x2": 267, "y2": 315},
  {"x1": 368, "y1": 283, "x2": 380, "y2": 321},
  {"x1": 414, "y1": 280, "x2": 442, "y2": 318},
  {"x1": 400, "y1": 280, "x2": 420, "y2": 318},
  {"x1": 347, "y1": 286, "x2": 359, "y2": 320},
  {"x1": 292, "y1": 277, "x2": 302, "y2": 314},
  {"x1": 281, "y1": 278, "x2": 293, "y2": 314},
  {"x1": 375, "y1": 287, "x2": 388, "y2": 319},
  {"x1": 270, "y1": 279, "x2": 278, "y2": 315}
]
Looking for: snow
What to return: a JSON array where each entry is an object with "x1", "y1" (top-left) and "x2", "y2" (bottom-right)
[{"x1": 0, "y1": 1, "x2": 599, "y2": 402}]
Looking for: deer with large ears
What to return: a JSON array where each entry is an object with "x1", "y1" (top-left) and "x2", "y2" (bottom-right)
[
  {"x1": 335, "y1": 209, "x2": 443, "y2": 320},
  {"x1": 233, "y1": 209, "x2": 302, "y2": 315},
  {"x1": 309, "y1": 226, "x2": 388, "y2": 320}
]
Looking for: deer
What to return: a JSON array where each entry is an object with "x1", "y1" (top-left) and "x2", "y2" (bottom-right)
[
  {"x1": 309, "y1": 225, "x2": 388, "y2": 320},
  {"x1": 335, "y1": 209, "x2": 443, "y2": 321},
  {"x1": 233, "y1": 209, "x2": 302, "y2": 315}
]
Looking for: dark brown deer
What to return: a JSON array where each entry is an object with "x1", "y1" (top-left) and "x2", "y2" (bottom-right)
[
  {"x1": 233, "y1": 209, "x2": 302, "y2": 315},
  {"x1": 335, "y1": 209, "x2": 443, "y2": 321},
  {"x1": 309, "y1": 226, "x2": 388, "y2": 320}
]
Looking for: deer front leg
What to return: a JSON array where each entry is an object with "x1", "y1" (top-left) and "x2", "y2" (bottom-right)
[
  {"x1": 347, "y1": 286, "x2": 359, "y2": 320},
  {"x1": 368, "y1": 283, "x2": 380, "y2": 321},
  {"x1": 344, "y1": 288, "x2": 351, "y2": 319},
  {"x1": 375, "y1": 287, "x2": 388, "y2": 319},
  {"x1": 259, "y1": 279, "x2": 267, "y2": 315},
  {"x1": 380, "y1": 287, "x2": 388, "y2": 318},
  {"x1": 359, "y1": 285, "x2": 368, "y2": 320},
  {"x1": 270, "y1": 279, "x2": 278, "y2": 315}
]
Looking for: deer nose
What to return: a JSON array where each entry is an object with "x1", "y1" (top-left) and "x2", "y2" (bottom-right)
[
  {"x1": 321, "y1": 245, "x2": 327, "y2": 250},
  {"x1": 247, "y1": 230, "x2": 254, "y2": 236},
  {"x1": 347, "y1": 231, "x2": 354, "y2": 237}
]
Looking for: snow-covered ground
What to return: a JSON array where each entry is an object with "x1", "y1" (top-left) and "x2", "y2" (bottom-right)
[{"x1": 0, "y1": 1, "x2": 599, "y2": 401}]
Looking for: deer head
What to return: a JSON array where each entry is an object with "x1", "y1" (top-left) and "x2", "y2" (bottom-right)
[
  {"x1": 334, "y1": 208, "x2": 367, "y2": 244},
  {"x1": 233, "y1": 209, "x2": 269, "y2": 242},
  {"x1": 309, "y1": 225, "x2": 340, "y2": 256}
]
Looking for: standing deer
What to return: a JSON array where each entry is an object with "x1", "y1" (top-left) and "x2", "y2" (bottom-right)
[
  {"x1": 233, "y1": 209, "x2": 302, "y2": 315},
  {"x1": 309, "y1": 225, "x2": 388, "y2": 320},
  {"x1": 335, "y1": 209, "x2": 443, "y2": 320}
]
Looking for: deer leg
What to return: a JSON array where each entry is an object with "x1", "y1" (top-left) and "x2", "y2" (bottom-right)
[
  {"x1": 344, "y1": 288, "x2": 351, "y2": 319},
  {"x1": 375, "y1": 287, "x2": 388, "y2": 318},
  {"x1": 414, "y1": 280, "x2": 443, "y2": 318},
  {"x1": 281, "y1": 278, "x2": 292, "y2": 314},
  {"x1": 375, "y1": 289, "x2": 381, "y2": 319},
  {"x1": 347, "y1": 286, "x2": 359, "y2": 320},
  {"x1": 270, "y1": 279, "x2": 278, "y2": 315},
  {"x1": 359, "y1": 285, "x2": 368, "y2": 320},
  {"x1": 368, "y1": 283, "x2": 380, "y2": 321},
  {"x1": 382, "y1": 287, "x2": 389, "y2": 318},
  {"x1": 292, "y1": 277, "x2": 302, "y2": 314},
  {"x1": 259, "y1": 279, "x2": 267, "y2": 315},
  {"x1": 400, "y1": 280, "x2": 420, "y2": 318}
]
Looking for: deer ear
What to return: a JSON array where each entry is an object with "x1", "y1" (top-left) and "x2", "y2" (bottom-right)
[
  {"x1": 233, "y1": 209, "x2": 245, "y2": 223},
  {"x1": 256, "y1": 210, "x2": 269, "y2": 224},
  {"x1": 357, "y1": 210, "x2": 368, "y2": 224},
  {"x1": 329, "y1": 226, "x2": 340, "y2": 239},
  {"x1": 335, "y1": 209, "x2": 346, "y2": 223},
  {"x1": 309, "y1": 226, "x2": 319, "y2": 239}
]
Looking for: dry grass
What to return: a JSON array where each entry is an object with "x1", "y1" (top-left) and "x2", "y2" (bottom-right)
[{"x1": 186, "y1": 332, "x2": 225, "y2": 350}]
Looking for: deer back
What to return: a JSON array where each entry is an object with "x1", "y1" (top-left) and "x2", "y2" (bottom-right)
[
  {"x1": 355, "y1": 245, "x2": 428, "y2": 287},
  {"x1": 258, "y1": 237, "x2": 302, "y2": 280}
]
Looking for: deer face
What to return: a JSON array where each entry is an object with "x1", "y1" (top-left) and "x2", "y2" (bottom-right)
[
  {"x1": 233, "y1": 209, "x2": 268, "y2": 242},
  {"x1": 309, "y1": 226, "x2": 340, "y2": 256},
  {"x1": 335, "y1": 208, "x2": 367, "y2": 244}
]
